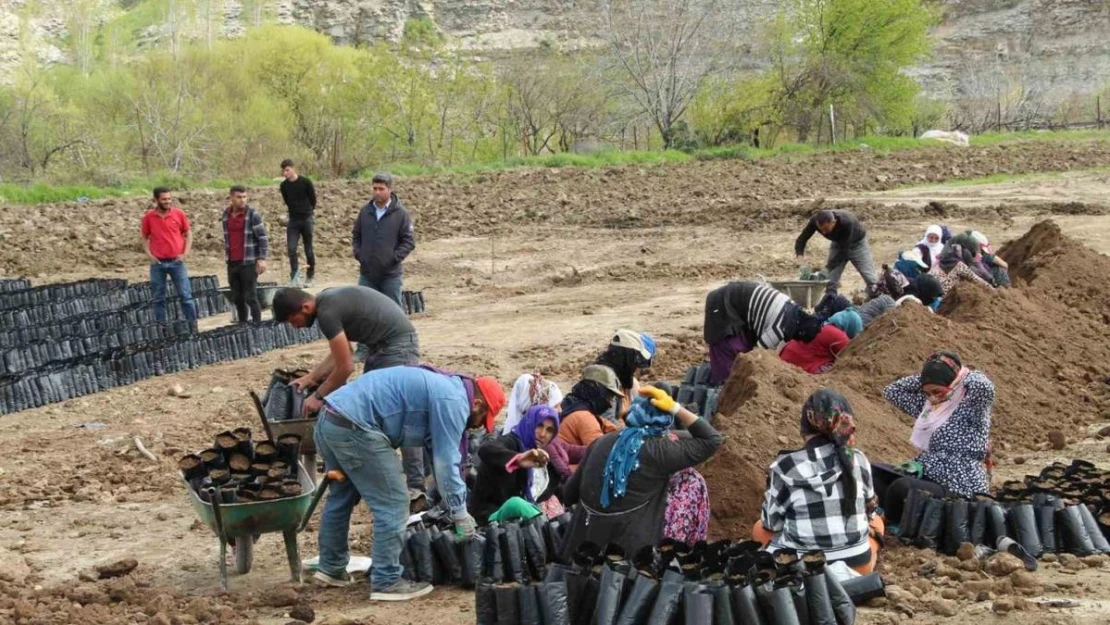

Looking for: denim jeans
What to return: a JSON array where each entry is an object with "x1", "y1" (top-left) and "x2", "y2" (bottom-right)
[
  {"x1": 359, "y1": 331, "x2": 426, "y2": 492},
  {"x1": 150, "y1": 260, "x2": 196, "y2": 321},
  {"x1": 358, "y1": 273, "x2": 404, "y2": 310},
  {"x1": 314, "y1": 416, "x2": 408, "y2": 590},
  {"x1": 825, "y1": 237, "x2": 878, "y2": 295}
]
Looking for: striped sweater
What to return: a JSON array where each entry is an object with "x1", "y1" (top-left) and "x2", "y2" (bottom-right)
[{"x1": 705, "y1": 282, "x2": 798, "y2": 350}]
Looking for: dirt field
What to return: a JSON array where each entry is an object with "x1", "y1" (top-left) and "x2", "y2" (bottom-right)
[{"x1": 3, "y1": 139, "x2": 1110, "y2": 625}]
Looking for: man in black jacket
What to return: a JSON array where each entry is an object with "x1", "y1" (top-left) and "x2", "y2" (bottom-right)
[
  {"x1": 352, "y1": 173, "x2": 415, "y2": 308},
  {"x1": 279, "y1": 159, "x2": 317, "y2": 286},
  {"x1": 795, "y1": 209, "x2": 878, "y2": 296}
]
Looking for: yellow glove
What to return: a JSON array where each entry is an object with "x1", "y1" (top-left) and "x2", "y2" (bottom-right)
[{"x1": 639, "y1": 385, "x2": 680, "y2": 416}]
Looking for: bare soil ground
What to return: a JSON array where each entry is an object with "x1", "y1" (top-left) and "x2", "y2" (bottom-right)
[{"x1": 3, "y1": 139, "x2": 1110, "y2": 625}]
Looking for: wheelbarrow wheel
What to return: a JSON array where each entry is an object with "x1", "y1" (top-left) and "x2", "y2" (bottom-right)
[{"x1": 233, "y1": 536, "x2": 254, "y2": 574}]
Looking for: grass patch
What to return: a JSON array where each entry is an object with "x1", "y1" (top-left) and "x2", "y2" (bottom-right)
[
  {"x1": 971, "y1": 129, "x2": 1110, "y2": 146},
  {"x1": 0, "y1": 174, "x2": 275, "y2": 205},
  {"x1": 373, "y1": 149, "x2": 692, "y2": 178}
]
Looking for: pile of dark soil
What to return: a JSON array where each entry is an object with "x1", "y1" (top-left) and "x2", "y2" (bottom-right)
[{"x1": 703, "y1": 220, "x2": 1110, "y2": 538}]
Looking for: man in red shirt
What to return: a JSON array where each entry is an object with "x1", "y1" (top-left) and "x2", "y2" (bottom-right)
[
  {"x1": 140, "y1": 187, "x2": 196, "y2": 322},
  {"x1": 222, "y1": 185, "x2": 269, "y2": 323}
]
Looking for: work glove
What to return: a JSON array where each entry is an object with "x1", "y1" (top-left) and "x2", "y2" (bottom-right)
[
  {"x1": 454, "y1": 512, "x2": 478, "y2": 540},
  {"x1": 639, "y1": 385, "x2": 680, "y2": 416},
  {"x1": 488, "y1": 496, "x2": 543, "y2": 523}
]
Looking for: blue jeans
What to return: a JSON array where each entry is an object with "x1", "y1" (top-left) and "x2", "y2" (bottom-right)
[
  {"x1": 358, "y1": 273, "x2": 404, "y2": 310},
  {"x1": 150, "y1": 260, "x2": 196, "y2": 321},
  {"x1": 314, "y1": 416, "x2": 408, "y2": 590}
]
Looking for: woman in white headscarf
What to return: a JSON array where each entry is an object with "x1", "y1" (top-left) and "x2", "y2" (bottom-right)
[{"x1": 918, "y1": 225, "x2": 944, "y2": 266}]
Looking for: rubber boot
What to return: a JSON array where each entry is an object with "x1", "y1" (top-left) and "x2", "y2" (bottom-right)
[
  {"x1": 615, "y1": 573, "x2": 659, "y2": 625},
  {"x1": 824, "y1": 569, "x2": 856, "y2": 625},
  {"x1": 896, "y1": 488, "x2": 925, "y2": 542},
  {"x1": 986, "y1": 503, "x2": 1009, "y2": 548},
  {"x1": 839, "y1": 573, "x2": 886, "y2": 605},
  {"x1": 519, "y1": 583, "x2": 541, "y2": 625},
  {"x1": 1074, "y1": 503, "x2": 1110, "y2": 553},
  {"x1": 943, "y1": 499, "x2": 970, "y2": 556},
  {"x1": 684, "y1": 585, "x2": 714, "y2": 625},
  {"x1": 914, "y1": 495, "x2": 945, "y2": 551},
  {"x1": 484, "y1": 523, "x2": 505, "y2": 582},
  {"x1": 476, "y1": 583, "x2": 498, "y2": 625},
  {"x1": 539, "y1": 580, "x2": 571, "y2": 625},
  {"x1": 496, "y1": 583, "x2": 522, "y2": 625},
  {"x1": 501, "y1": 522, "x2": 527, "y2": 583},
  {"x1": 968, "y1": 501, "x2": 988, "y2": 546},
  {"x1": 1008, "y1": 503, "x2": 1044, "y2": 559},
  {"x1": 593, "y1": 560, "x2": 630, "y2": 625},
  {"x1": 645, "y1": 580, "x2": 683, "y2": 625}
]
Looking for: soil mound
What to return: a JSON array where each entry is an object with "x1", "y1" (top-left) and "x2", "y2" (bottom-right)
[{"x1": 704, "y1": 220, "x2": 1110, "y2": 537}]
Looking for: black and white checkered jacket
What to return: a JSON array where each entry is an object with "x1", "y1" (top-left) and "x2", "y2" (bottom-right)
[{"x1": 761, "y1": 438, "x2": 876, "y2": 556}]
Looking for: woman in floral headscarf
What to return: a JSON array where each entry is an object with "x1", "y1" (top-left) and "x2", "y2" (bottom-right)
[{"x1": 752, "y1": 389, "x2": 884, "y2": 574}]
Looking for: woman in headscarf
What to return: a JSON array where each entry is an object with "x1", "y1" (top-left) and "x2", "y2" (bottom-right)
[
  {"x1": 919, "y1": 225, "x2": 945, "y2": 266},
  {"x1": 468, "y1": 405, "x2": 562, "y2": 525},
  {"x1": 501, "y1": 372, "x2": 564, "y2": 434},
  {"x1": 827, "y1": 309, "x2": 863, "y2": 339},
  {"x1": 594, "y1": 329, "x2": 656, "y2": 421},
  {"x1": 556, "y1": 365, "x2": 626, "y2": 470},
  {"x1": 929, "y1": 243, "x2": 994, "y2": 295},
  {"x1": 779, "y1": 322, "x2": 851, "y2": 374},
  {"x1": 705, "y1": 281, "x2": 823, "y2": 384},
  {"x1": 970, "y1": 231, "x2": 1011, "y2": 287},
  {"x1": 893, "y1": 246, "x2": 931, "y2": 280},
  {"x1": 880, "y1": 352, "x2": 994, "y2": 529},
  {"x1": 751, "y1": 389, "x2": 883, "y2": 574},
  {"x1": 559, "y1": 387, "x2": 723, "y2": 559}
]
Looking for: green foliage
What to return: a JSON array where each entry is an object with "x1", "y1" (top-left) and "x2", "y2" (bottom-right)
[{"x1": 402, "y1": 18, "x2": 443, "y2": 48}]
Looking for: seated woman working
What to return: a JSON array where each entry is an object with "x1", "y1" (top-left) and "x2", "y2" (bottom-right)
[
  {"x1": 752, "y1": 390, "x2": 884, "y2": 574},
  {"x1": 469, "y1": 405, "x2": 562, "y2": 525},
  {"x1": 880, "y1": 351, "x2": 994, "y2": 527},
  {"x1": 929, "y1": 244, "x2": 994, "y2": 295},
  {"x1": 557, "y1": 365, "x2": 625, "y2": 458},
  {"x1": 501, "y1": 371, "x2": 563, "y2": 435},
  {"x1": 559, "y1": 387, "x2": 723, "y2": 560}
]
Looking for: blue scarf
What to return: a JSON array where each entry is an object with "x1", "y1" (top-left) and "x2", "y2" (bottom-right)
[
  {"x1": 599, "y1": 397, "x2": 673, "y2": 508},
  {"x1": 511, "y1": 405, "x2": 559, "y2": 502}
]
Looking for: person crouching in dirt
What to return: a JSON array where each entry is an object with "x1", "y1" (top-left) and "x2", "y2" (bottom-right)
[
  {"x1": 794, "y1": 209, "x2": 879, "y2": 296},
  {"x1": 704, "y1": 281, "x2": 823, "y2": 385},
  {"x1": 311, "y1": 366, "x2": 505, "y2": 599},
  {"x1": 559, "y1": 387, "x2": 722, "y2": 560},
  {"x1": 593, "y1": 329, "x2": 656, "y2": 422},
  {"x1": 557, "y1": 365, "x2": 627, "y2": 470},
  {"x1": 752, "y1": 389, "x2": 884, "y2": 574},
  {"x1": 272, "y1": 286, "x2": 432, "y2": 505},
  {"x1": 779, "y1": 321, "x2": 851, "y2": 374},
  {"x1": 929, "y1": 244, "x2": 995, "y2": 295},
  {"x1": 857, "y1": 274, "x2": 945, "y2": 328},
  {"x1": 469, "y1": 405, "x2": 564, "y2": 525},
  {"x1": 956, "y1": 230, "x2": 1010, "y2": 287},
  {"x1": 877, "y1": 352, "x2": 994, "y2": 536}
]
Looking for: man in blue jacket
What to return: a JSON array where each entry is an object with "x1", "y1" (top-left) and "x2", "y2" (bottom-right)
[
  {"x1": 312, "y1": 365, "x2": 506, "y2": 601},
  {"x1": 352, "y1": 173, "x2": 415, "y2": 309}
]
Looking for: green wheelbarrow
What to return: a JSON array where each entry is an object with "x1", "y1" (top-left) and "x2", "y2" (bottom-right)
[{"x1": 181, "y1": 464, "x2": 332, "y2": 591}]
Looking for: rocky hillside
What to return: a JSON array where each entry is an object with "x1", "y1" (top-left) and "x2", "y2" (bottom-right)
[{"x1": 2, "y1": 0, "x2": 1110, "y2": 106}]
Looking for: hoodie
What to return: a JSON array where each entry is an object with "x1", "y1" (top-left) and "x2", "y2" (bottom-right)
[{"x1": 761, "y1": 437, "x2": 875, "y2": 556}]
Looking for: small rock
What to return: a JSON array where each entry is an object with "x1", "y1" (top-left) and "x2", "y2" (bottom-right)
[
  {"x1": 865, "y1": 597, "x2": 889, "y2": 608},
  {"x1": 930, "y1": 598, "x2": 958, "y2": 617},
  {"x1": 169, "y1": 384, "x2": 190, "y2": 398},
  {"x1": 1010, "y1": 570, "x2": 1038, "y2": 589},
  {"x1": 984, "y1": 553, "x2": 1023, "y2": 577},
  {"x1": 96, "y1": 558, "x2": 138, "y2": 579},
  {"x1": 1041, "y1": 553, "x2": 1058, "y2": 563},
  {"x1": 940, "y1": 588, "x2": 959, "y2": 600},
  {"x1": 151, "y1": 616, "x2": 172, "y2": 625},
  {"x1": 289, "y1": 604, "x2": 315, "y2": 623},
  {"x1": 1098, "y1": 425, "x2": 1110, "y2": 438},
  {"x1": 1047, "y1": 430, "x2": 1066, "y2": 450},
  {"x1": 958, "y1": 558, "x2": 981, "y2": 572},
  {"x1": 264, "y1": 586, "x2": 300, "y2": 608},
  {"x1": 992, "y1": 598, "x2": 1014, "y2": 614},
  {"x1": 1013, "y1": 457, "x2": 1026, "y2": 465},
  {"x1": 77, "y1": 568, "x2": 98, "y2": 583},
  {"x1": 1081, "y1": 554, "x2": 1106, "y2": 568},
  {"x1": 956, "y1": 542, "x2": 976, "y2": 561},
  {"x1": 777, "y1": 435, "x2": 790, "y2": 445}
]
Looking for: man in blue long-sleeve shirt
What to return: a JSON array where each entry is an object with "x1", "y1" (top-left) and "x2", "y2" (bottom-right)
[{"x1": 312, "y1": 366, "x2": 506, "y2": 600}]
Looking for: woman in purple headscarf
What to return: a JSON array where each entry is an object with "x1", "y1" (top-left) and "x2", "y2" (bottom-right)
[{"x1": 467, "y1": 404, "x2": 563, "y2": 525}]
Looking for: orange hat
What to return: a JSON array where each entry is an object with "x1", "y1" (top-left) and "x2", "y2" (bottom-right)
[{"x1": 474, "y1": 377, "x2": 506, "y2": 433}]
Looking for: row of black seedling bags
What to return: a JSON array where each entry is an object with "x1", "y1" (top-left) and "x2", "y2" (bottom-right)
[
  {"x1": 476, "y1": 536, "x2": 884, "y2": 625},
  {"x1": 0, "y1": 322, "x2": 321, "y2": 415},
  {"x1": 179, "y1": 428, "x2": 305, "y2": 503},
  {"x1": 671, "y1": 363, "x2": 721, "y2": 424},
  {"x1": 0, "y1": 286, "x2": 229, "y2": 332},
  {"x1": 1, "y1": 301, "x2": 206, "y2": 349},
  {"x1": 0, "y1": 275, "x2": 219, "y2": 312},
  {"x1": 0, "y1": 278, "x2": 127, "y2": 310},
  {"x1": 0, "y1": 278, "x2": 31, "y2": 294},
  {"x1": 0, "y1": 320, "x2": 197, "y2": 376},
  {"x1": 402, "y1": 291, "x2": 426, "y2": 315},
  {"x1": 895, "y1": 489, "x2": 1110, "y2": 563}
]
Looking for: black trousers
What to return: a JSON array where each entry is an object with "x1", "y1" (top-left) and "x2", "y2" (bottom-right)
[
  {"x1": 287, "y1": 216, "x2": 316, "y2": 280},
  {"x1": 227, "y1": 261, "x2": 261, "y2": 323}
]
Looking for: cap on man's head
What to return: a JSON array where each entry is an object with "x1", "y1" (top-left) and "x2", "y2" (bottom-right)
[
  {"x1": 371, "y1": 172, "x2": 394, "y2": 187},
  {"x1": 610, "y1": 329, "x2": 653, "y2": 361},
  {"x1": 581, "y1": 364, "x2": 624, "y2": 397},
  {"x1": 474, "y1": 377, "x2": 506, "y2": 433}
]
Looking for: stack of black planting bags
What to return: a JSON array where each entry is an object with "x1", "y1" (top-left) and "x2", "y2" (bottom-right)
[
  {"x1": 401, "y1": 290, "x2": 427, "y2": 315},
  {"x1": 179, "y1": 427, "x2": 306, "y2": 503},
  {"x1": 895, "y1": 459, "x2": 1110, "y2": 560},
  {"x1": 0, "y1": 321, "x2": 320, "y2": 415},
  {"x1": 472, "y1": 523, "x2": 884, "y2": 625}
]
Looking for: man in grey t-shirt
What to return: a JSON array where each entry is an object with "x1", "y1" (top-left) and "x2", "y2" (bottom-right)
[{"x1": 273, "y1": 286, "x2": 420, "y2": 416}]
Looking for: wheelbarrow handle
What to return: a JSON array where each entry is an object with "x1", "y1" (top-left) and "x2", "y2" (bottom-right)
[
  {"x1": 207, "y1": 487, "x2": 227, "y2": 541},
  {"x1": 249, "y1": 390, "x2": 276, "y2": 443},
  {"x1": 298, "y1": 470, "x2": 346, "y2": 533}
]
